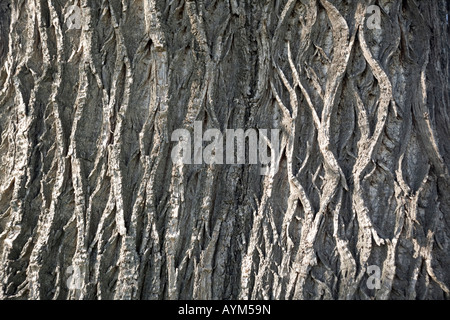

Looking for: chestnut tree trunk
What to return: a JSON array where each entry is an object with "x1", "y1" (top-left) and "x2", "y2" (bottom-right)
[{"x1": 0, "y1": 0, "x2": 449, "y2": 300}]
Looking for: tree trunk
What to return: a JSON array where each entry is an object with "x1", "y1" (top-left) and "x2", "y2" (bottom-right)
[{"x1": 0, "y1": 0, "x2": 449, "y2": 300}]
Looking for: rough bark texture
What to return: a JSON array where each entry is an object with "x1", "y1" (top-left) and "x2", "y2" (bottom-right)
[{"x1": 0, "y1": 0, "x2": 449, "y2": 300}]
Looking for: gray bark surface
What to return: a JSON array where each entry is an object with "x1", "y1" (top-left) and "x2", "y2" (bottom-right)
[{"x1": 0, "y1": 0, "x2": 449, "y2": 300}]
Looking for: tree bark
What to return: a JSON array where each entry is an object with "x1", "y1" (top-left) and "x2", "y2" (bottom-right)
[{"x1": 0, "y1": 0, "x2": 449, "y2": 300}]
